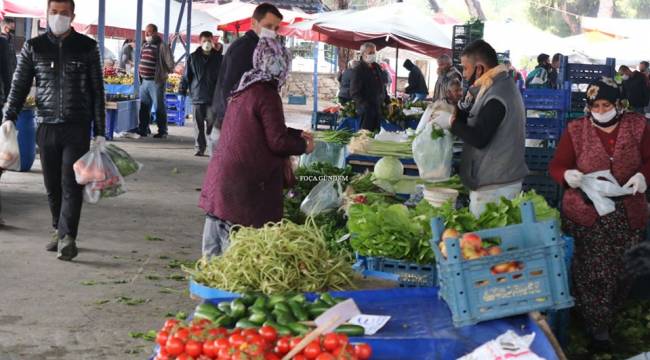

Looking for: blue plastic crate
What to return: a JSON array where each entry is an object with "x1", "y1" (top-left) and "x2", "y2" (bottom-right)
[
  {"x1": 522, "y1": 88, "x2": 571, "y2": 111},
  {"x1": 337, "y1": 117, "x2": 361, "y2": 132},
  {"x1": 288, "y1": 95, "x2": 307, "y2": 105},
  {"x1": 431, "y1": 201, "x2": 574, "y2": 327},
  {"x1": 523, "y1": 174, "x2": 560, "y2": 207},
  {"x1": 312, "y1": 111, "x2": 338, "y2": 130},
  {"x1": 565, "y1": 63, "x2": 615, "y2": 84},
  {"x1": 526, "y1": 116, "x2": 566, "y2": 140},
  {"x1": 354, "y1": 255, "x2": 437, "y2": 288},
  {"x1": 381, "y1": 119, "x2": 419, "y2": 132},
  {"x1": 525, "y1": 147, "x2": 554, "y2": 174}
]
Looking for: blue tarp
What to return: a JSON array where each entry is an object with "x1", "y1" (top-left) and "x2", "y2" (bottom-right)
[{"x1": 188, "y1": 283, "x2": 558, "y2": 360}]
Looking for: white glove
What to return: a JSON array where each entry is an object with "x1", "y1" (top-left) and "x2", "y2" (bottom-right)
[
  {"x1": 624, "y1": 173, "x2": 647, "y2": 195},
  {"x1": 431, "y1": 112, "x2": 452, "y2": 130},
  {"x1": 564, "y1": 169, "x2": 583, "y2": 189},
  {"x1": 93, "y1": 136, "x2": 106, "y2": 149}
]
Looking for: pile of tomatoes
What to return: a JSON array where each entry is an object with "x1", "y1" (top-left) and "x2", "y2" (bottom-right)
[{"x1": 154, "y1": 318, "x2": 373, "y2": 360}]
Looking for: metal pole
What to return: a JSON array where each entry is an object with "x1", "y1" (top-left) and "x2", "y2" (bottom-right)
[
  {"x1": 313, "y1": 42, "x2": 319, "y2": 116},
  {"x1": 98, "y1": 0, "x2": 106, "y2": 61},
  {"x1": 134, "y1": 0, "x2": 144, "y2": 95},
  {"x1": 164, "y1": 0, "x2": 171, "y2": 42},
  {"x1": 394, "y1": 47, "x2": 399, "y2": 97},
  {"x1": 186, "y1": 0, "x2": 192, "y2": 61},
  {"x1": 24, "y1": 18, "x2": 33, "y2": 40},
  {"x1": 172, "y1": 0, "x2": 187, "y2": 53}
]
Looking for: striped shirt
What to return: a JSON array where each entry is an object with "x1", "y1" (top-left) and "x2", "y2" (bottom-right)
[{"x1": 139, "y1": 42, "x2": 158, "y2": 80}]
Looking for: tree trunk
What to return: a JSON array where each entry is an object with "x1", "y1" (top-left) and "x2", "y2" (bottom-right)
[
  {"x1": 560, "y1": 0, "x2": 580, "y2": 34},
  {"x1": 597, "y1": 0, "x2": 614, "y2": 18},
  {"x1": 464, "y1": 0, "x2": 486, "y2": 21}
]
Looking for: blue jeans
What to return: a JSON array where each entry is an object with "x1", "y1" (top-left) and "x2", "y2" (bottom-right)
[
  {"x1": 410, "y1": 93, "x2": 427, "y2": 102},
  {"x1": 137, "y1": 80, "x2": 167, "y2": 136}
]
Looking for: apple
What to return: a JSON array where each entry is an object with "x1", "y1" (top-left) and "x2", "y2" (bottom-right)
[
  {"x1": 460, "y1": 233, "x2": 482, "y2": 250},
  {"x1": 439, "y1": 241, "x2": 448, "y2": 259},
  {"x1": 462, "y1": 246, "x2": 480, "y2": 260},
  {"x1": 492, "y1": 262, "x2": 510, "y2": 274},
  {"x1": 477, "y1": 248, "x2": 489, "y2": 257},
  {"x1": 487, "y1": 246, "x2": 502, "y2": 256},
  {"x1": 506, "y1": 262, "x2": 520, "y2": 273},
  {"x1": 442, "y1": 228, "x2": 460, "y2": 241}
]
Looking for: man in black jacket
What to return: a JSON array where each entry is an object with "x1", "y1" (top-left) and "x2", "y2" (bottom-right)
[
  {"x1": 0, "y1": 18, "x2": 17, "y2": 77},
  {"x1": 619, "y1": 65, "x2": 650, "y2": 114},
  {"x1": 181, "y1": 31, "x2": 223, "y2": 157},
  {"x1": 337, "y1": 60, "x2": 358, "y2": 104},
  {"x1": 350, "y1": 42, "x2": 388, "y2": 132},
  {"x1": 0, "y1": 35, "x2": 12, "y2": 227},
  {"x1": 210, "y1": 3, "x2": 283, "y2": 133},
  {"x1": 2, "y1": 0, "x2": 105, "y2": 261},
  {"x1": 404, "y1": 59, "x2": 428, "y2": 101}
]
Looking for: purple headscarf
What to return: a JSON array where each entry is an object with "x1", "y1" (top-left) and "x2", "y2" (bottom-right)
[{"x1": 235, "y1": 37, "x2": 292, "y2": 93}]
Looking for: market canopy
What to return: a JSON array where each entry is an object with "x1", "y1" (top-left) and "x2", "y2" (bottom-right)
[
  {"x1": 195, "y1": 2, "x2": 311, "y2": 33},
  {"x1": 0, "y1": 0, "x2": 46, "y2": 19},
  {"x1": 278, "y1": 9, "x2": 354, "y2": 42},
  {"x1": 295, "y1": 3, "x2": 452, "y2": 58}
]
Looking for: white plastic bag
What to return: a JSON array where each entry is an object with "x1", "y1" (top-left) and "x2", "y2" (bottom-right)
[
  {"x1": 374, "y1": 129, "x2": 410, "y2": 143},
  {"x1": 83, "y1": 153, "x2": 127, "y2": 204},
  {"x1": 458, "y1": 330, "x2": 544, "y2": 360},
  {"x1": 412, "y1": 121, "x2": 453, "y2": 181},
  {"x1": 300, "y1": 180, "x2": 343, "y2": 216},
  {"x1": 73, "y1": 145, "x2": 106, "y2": 185},
  {"x1": 0, "y1": 122, "x2": 21, "y2": 171},
  {"x1": 580, "y1": 170, "x2": 635, "y2": 216},
  {"x1": 299, "y1": 141, "x2": 346, "y2": 168},
  {"x1": 416, "y1": 105, "x2": 435, "y2": 133}
]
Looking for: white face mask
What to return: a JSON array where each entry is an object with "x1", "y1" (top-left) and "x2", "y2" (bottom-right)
[
  {"x1": 201, "y1": 42, "x2": 213, "y2": 52},
  {"x1": 591, "y1": 108, "x2": 617, "y2": 124},
  {"x1": 48, "y1": 14, "x2": 72, "y2": 36},
  {"x1": 145, "y1": 36, "x2": 153, "y2": 43},
  {"x1": 621, "y1": 74, "x2": 630, "y2": 81},
  {"x1": 260, "y1": 27, "x2": 277, "y2": 39},
  {"x1": 363, "y1": 53, "x2": 377, "y2": 63}
]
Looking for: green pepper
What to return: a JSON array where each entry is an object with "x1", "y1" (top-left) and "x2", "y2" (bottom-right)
[
  {"x1": 288, "y1": 293, "x2": 307, "y2": 304},
  {"x1": 235, "y1": 319, "x2": 259, "y2": 329},
  {"x1": 287, "y1": 322, "x2": 311, "y2": 336},
  {"x1": 217, "y1": 301, "x2": 231, "y2": 314},
  {"x1": 288, "y1": 301, "x2": 309, "y2": 322},
  {"x1": 230, "y1": 298, "x2": 247, "y2": 319},
  {"x1": 248, "y1": 311, "x2": 267, "y2": 325},
  {"x1": 251, "y1": 296, "x2": 268, "y2": 310},
  {"x1": 194, "y1": 303, "x2": 222, "y2": 322},
  {"x1": 320, "y1": 293, "x2": 336, "y2": 307},
  {"x1": 307, "y1": 305, "x2": 329, "y2": 318},
  {"x1": 214, "y1": 314, "x2": 235, "y2": 328},
  {"x1": 273, "y1": 302, "x2": 291, "y2": 314},
  {"x1": 275, "y1": 312, "x2": 297, "y2": 326},
  {"x1": 333, "y1": 324, "x2": 365, "y2": 336},
  {"x1": 240, "y1": 292, "x2": 258, "y2": 307},
  {"x1": 268, "y1": 294, "x2": 286, "y2": 308}
]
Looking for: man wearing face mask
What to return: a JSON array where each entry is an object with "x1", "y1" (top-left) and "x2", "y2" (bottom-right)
[
  {"x1": 180, "y1": 31, "x2": 223, "y2": 157},
  {"x1": 135, "y1": 23, "x2": 175, "y2": 139},
  {"x1": 350, "y1": 42, "x2": 388, "y2": 132},
  {"x1": 211, "y1": 3, "x2": 283, "y2": 137},
  {"x1": 0, "y1": 18, "x2": 17, "y2": 77},
  {"x1": 525, "y1": 53, "x2": 551, "y2": 89},
  {"x1": 619, "y1": 65, "x2": 649, "y2": 115},
  {"x1": 432, "y1": 39, "x2": 528, "y2": 217},
  {"x1": 2, "y1": 0, "x2": 105, "y2": 261}
]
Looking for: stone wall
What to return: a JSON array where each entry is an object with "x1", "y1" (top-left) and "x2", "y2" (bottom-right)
[{"x1": 282, "y1": 71, "x2": 409, "y2": 100}]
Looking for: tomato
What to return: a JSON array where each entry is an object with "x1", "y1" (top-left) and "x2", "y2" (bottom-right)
[
  {"x1": 265, "y1": 353, "x2": 281, "y2": 360},
  {"x1": 217, "y1": 347, "x2": 232, "y2": 359},
  {"x1": 195, "y1": 318, "x2": 212, "y2": 327},
  {"x1": 176, "y1": 354, "x2": 194, "y2": 360},
  {"x1": 202, "y1": 339, "x2": 216, "y2": 357},
  {"x1": 275, "y1": 337, "x2": 290, "y2": 354},
  {"x1": 228, "y1": 333, "x2": 246, "y2": 347},
  {"x1": 354, "y1": 343, "x2": 372, "y2": 360},
  {"x1": 185, "y1": 340, "x2": 203, "y2": 357},
  {"x1": 315, "y1": 354, "x2": 336, "y2": 360},
  {"x1": 290, "y1": 337, "x2": 303, "y2": 349},
  {"x1": 303, "y1": 341, "x2": 322, "y2": 359},
  {"x1": 175, "y1": 328, "x2": 191, "y2": 342},
  {"x1": 208, "y1": 328, "x2": 228, "y2": 338},
  {"x1": 337, "y1": 334, "x2": 349, "y2": 346},
  {"x1": 243, "y1": 342, "x2": 264, "y2": 356},
  {"x1": 332, "y1": 346, "x2": 354, "y2": 360},
  {"x1": 191, "y1": 329, "x2": 205, "y2": 339},
  {"x1": 166, "y1": 337, "x2": 185, "y2": 356},
  {"x1": 154, "y1": 355, "x2": 169, "y2": 360},
  {"x1": 246, "y1": 333, "x2": 264, "y2": 344},
  {"x1": 164, "y1": 319, "x2": 180, "y2": 329},
  {"x1": 214, "y1": 337, "x2": 230, "y2": 350},
  {"x1": 249, "y1": 337, "x2": 267, "y2": 352},
  {"x1": 156, "y1": 331, "x2": 170, "y2": 346},
  {"x1": 322, "y1": 333, "x2": 339, "y2": 352},
  {"x1": 242, "y1": 328, "x2": 259, "y2": 339},
  {"x1": 294, "y1": 355, "x2": 307, "y2": 360},
  {"x1": 258, "y1": 325, "x2": 278, "y2": 343}
]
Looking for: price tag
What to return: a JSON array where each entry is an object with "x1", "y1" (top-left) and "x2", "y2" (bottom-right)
[{"x1": 348, "y1": 314, "x2": 391, "y2": 336}]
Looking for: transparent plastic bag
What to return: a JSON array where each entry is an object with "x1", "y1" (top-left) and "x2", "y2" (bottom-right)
[
  {"x1": 73, "y1": 145, "x2": 106, "y2": 185},
  {"x1": 83, "y1": 153, "x2": 127, "y2": 204},
  {"x1": 300, "y1": 180, "x2": 343, "y2": 216},
  {"x1": 412, "y1": 121, "x2": 453, "y2": 181},
  {"x1": 0, "y1": 122, "x2": 21, "y2": 171},
  {"x1": 580, "y1": 170, "x2": 634, "y2": 216},
  {"x1": 104, "y1": 144, "x2": 142, "y2": 177},
  {"x1": 299, "y1": 141, "x2": 346, "y2": 168}
]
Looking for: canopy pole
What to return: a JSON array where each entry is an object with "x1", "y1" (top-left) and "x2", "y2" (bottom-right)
[
  {"x1": 186, "y1": 0, "x2": 192, "y2": 62},
  {"x1": 313, "y1": 42, "x2": 319, "y2": 121},
  {"x1": 164, "y1": 0, "x2": 171, "y2": 42},
  {"x1": 134, "y1": 0, "x2": 144, "y2": 96},
  {"x1": 24, "y1": 18, "x2": 33, "y2": 40},
  {"x1": 98, "y1": 0, "x2": 106, "y2": 61},
  {"x1": 172, "y1": 0, "x2": 187, "y2": 53},
  {"x1": 394, "y1": 46, "x2": 399, "y2": 97}
]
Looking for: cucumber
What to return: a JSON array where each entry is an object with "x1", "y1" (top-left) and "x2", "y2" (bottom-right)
[
  {"x1": 230, "y1": 299, "x2": 247, "y2": 319},
  {"x1": 288, "y1": 293, "x2": 307, "y2": 304},
  {"x1": 241, "y1": 292, "x2": 258, "y2": 307},
  {"x1": 274, "y1": 324, "x2": 293, "y2": 336},
  {"x1": 248, "y1": 311, "x2": 267, "y2": 325},
  {"x1": 267, "y1": 294, "x2": 286, "y2": 308},
  {"x1": 217, "y1": 301, "x2": 231, "y2": 314},
  {"x1": 235, "y1": 319, "x2": 259, "y2": 329},
  {"x1": 194, "y1": 303, "x2": 222, "y2": 321},
  {"x1": 287, "y1": 322, "x2": 311, "y2": 336},
  {"x1": 307, "y1": 305, "x2": 329, "y2": 318},
  {"x1": 288, "y1": 301, "x2": 309, "y2": 322},
  {"x1": 273, "y1": 302, "x2": 291, "y2": 313},
  {"x1": 320, "y1": 293, "x2": 336, "y2": 307},
  {"x1": 214, "y1": 314, "x2": 235, "y2": 328},
  {"x1": 275, "y1": 312, "x2": 297, "y2": 326},
  {"x1": 334, "y1": 324, "x2": 365, "y2": 336},
  {"x1": 251, "y1": 296, "x2": 268, "y2": 310}
]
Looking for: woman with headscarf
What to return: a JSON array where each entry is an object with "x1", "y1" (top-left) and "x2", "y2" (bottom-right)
[
  {"x1": 198, "y1": 37, "x2": 315, "y2": 257},
  {"x1": 549, "y1": 78, "x2": 650, "y2": 352}
]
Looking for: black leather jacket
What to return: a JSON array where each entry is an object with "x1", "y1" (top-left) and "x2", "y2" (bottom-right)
[
  {"x1": 180, "y1": 47, "x2": 222, "y2": 104},
  {"x1": 3, "y1": 30, "x2": 105, "y2": 135}
]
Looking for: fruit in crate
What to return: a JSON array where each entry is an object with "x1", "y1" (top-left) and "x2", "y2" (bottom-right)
[
  {"x1": 166, "y1": 74, "x2": 182, "y2": 93},
  {"x1": 460, "y1": 233, "x2": 482, "y2": 250},
  {"x1": 104, "y1": 75, "x2": 134, "y2": 85}
]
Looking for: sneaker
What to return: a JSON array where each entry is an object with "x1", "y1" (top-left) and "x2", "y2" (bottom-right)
[
  {"x1": 153, "y1": 133, "x2": 167, "y2": 139},
  {"x1": 46, "y1": 231, "x2": 59, "y2": 252},
  {"x1": 194, "y1": 150, "x2": 206, "y2": 157},
  {"x1": 57, "y1": 235, "x2": 78, "y2": 261}
]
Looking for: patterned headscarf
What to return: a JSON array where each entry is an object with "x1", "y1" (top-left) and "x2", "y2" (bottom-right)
[
  {"x1": 235, "y1": 37, "x2": 292, "y2": 93},
  {"x1": 585, "y1": 77, "x2": 621, "y2": 106}
]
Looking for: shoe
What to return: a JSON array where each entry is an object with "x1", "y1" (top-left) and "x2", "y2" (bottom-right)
[
  {"x1": 153, "y1": 133, "x2": 167, "y2": 139},
  {"x1": 57, "y1": 235, "x2": 78, "y2": 261},
  {"x1": 46, "y1": 231, "x2": 59, "y2": 252},
  {"x1": 194, "y1": 150, "x2": 206, "y2": 157}
]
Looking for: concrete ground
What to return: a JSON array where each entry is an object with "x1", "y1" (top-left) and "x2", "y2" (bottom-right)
[{"x1": 0, "y1": 104, "x2": 317, "y2": 360}]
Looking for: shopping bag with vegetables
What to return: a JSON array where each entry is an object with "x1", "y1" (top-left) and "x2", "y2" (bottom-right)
[
  {"x1": 83, "y1": 152, "x2": 127, "y2": 204},
  {"x1": 0, "y1": 121, "x2": 21, "y2": 171},
  {"x1": 412, "y1": 119, "x2": 453, "y2": 181},
  {"x1": 73, "y1": 145, "x2": 106, "y2": 185},
  {"x1": 104, "y1": 143, "x2": 141, "y2": 177},
  {"x1": 300, "y1": 180, "x2": 343, "y2": 216}
]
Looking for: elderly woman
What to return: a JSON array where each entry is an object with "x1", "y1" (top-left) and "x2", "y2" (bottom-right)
[
  {"x1": 350, "y1": 42, "x2": 388, "y2": 132},
  {"x1": 549, "y1": 78, "x2": 650, "y2": 351},
  {"x1": 199, "y1": 37, "x2": 315, "y2": 256}
]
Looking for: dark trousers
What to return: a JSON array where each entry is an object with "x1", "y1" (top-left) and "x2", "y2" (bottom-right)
[
  {"x1": 138, "y1": 79, "x2": 168, "y2": 136},
  {"x1": 193, "y1": 103, "x2": 213, "y2": 152},
  {"x1": 359, "y1": 102, "x2": 381, "y2": 132},
  {"x1": 37, "y1": 123, "x2": 90, "y2": 240}
]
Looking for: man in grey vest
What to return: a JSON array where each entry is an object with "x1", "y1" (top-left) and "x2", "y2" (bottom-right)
[{"x1": 433, "y1": 40, "x2": 528, "y2": 217}]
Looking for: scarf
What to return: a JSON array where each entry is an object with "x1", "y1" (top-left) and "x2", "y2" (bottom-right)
[{"x1": 235, "y1": 37, "x2": 291, "y2": 94}]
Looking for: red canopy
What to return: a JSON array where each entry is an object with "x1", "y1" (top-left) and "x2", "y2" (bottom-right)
[
  {"x1": 195, "y1": 2, "x2": 311, "y2": 33},
  {"x1": 0, "y1": 0, "x2": 46, "y2": 19}
]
